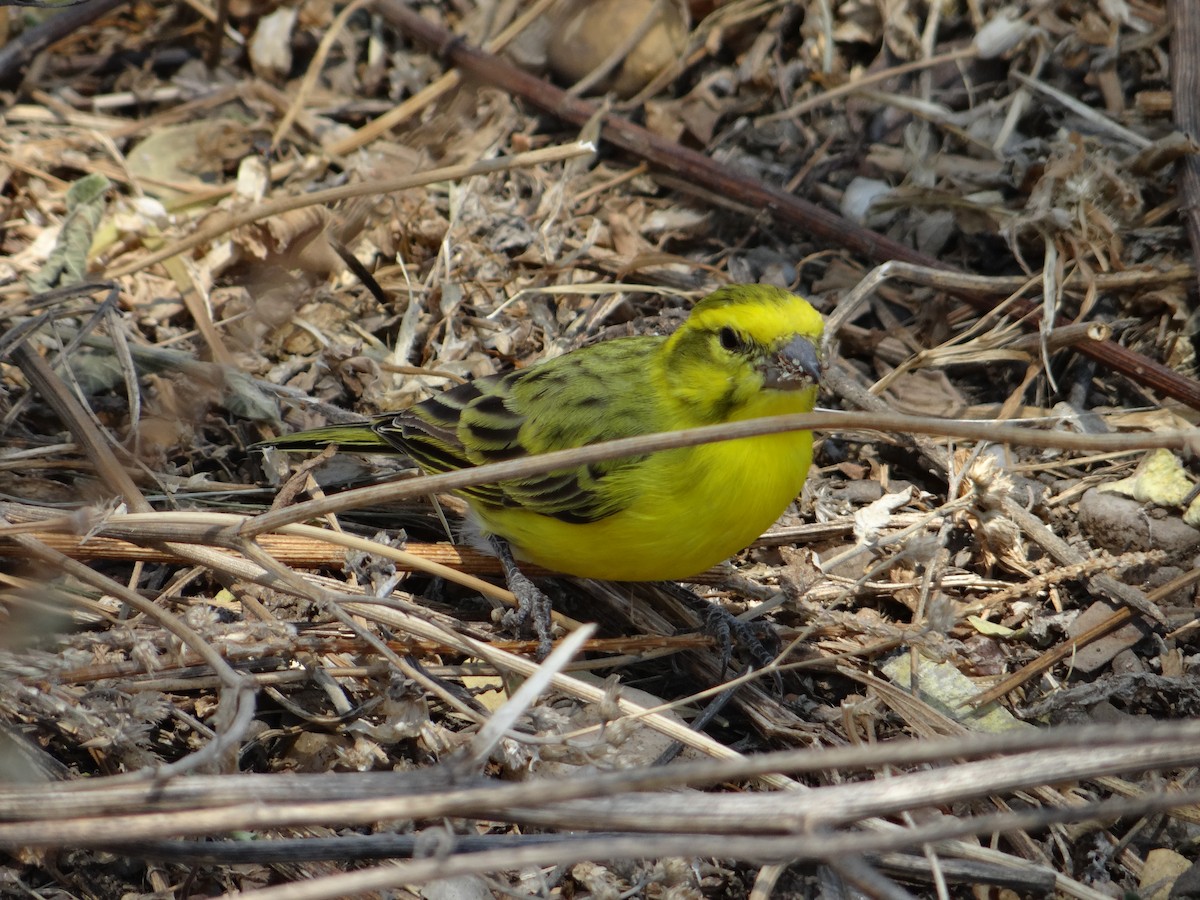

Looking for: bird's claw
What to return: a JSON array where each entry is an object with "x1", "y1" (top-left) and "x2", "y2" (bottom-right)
[
  {"x1": 501, "y1": 574, "x2": 554, "y2": 660},
  {"x1": 700, "y1": 601, "x2": 783, "y2": 693},
  {"x1": 491, "y1": 536, "x2": 555, "y2": 659}
]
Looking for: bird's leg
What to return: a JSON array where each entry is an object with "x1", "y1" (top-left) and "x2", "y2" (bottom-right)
[
  {"x1": 653, "y1": 675, "x2": 743, "y2": 766},
  {"x1": 703, "y1": 605, "x2": 781, "y2": 680},
  {"x1": 661, "y1": 582, "x2": 783, "y2": 691},
  {"x1": 488, "y1": 536, "x2": 554, "y2": 659}
]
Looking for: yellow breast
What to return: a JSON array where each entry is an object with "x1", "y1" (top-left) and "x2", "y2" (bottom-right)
[{"x1": 470, "y1": 424, "x2": 813, "y2": 581}]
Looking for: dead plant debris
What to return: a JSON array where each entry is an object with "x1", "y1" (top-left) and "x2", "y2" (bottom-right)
[{"x1": 2, "y1": 0, "x2": 1200, "y2": 897}]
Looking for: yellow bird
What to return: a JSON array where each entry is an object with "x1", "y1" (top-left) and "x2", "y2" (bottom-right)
[{"x1": 263, "y1": 284, "x2": 823, "y2": 646}]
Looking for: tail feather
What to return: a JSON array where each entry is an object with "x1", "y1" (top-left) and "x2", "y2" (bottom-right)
[{"x1": 253, "y1": 422, "x2": 395, "y2": 453}]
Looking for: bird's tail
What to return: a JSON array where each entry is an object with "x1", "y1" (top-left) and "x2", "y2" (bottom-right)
[{"x1": 252, "y1": 421, "x2": 395, "y2": 453}]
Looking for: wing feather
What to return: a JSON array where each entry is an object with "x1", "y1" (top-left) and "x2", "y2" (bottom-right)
[{"x1": 375, "y1": 337, "x2": 665, "y2": 523}]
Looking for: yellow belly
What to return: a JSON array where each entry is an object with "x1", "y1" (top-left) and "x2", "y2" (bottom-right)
[{"x1": 470, "y1": 429, "x2": 813, "y2": 581}]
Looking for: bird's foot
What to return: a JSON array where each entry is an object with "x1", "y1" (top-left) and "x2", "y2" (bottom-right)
[
  {"x1": 489, "y1": 536, "x2": 554, "y2": 659},
  {"x1": 663, "y1": 583, "x2": 783, "y2": 691},
  {"x1": 703, "y1": 605, "x2": 781, "y2": 682}
]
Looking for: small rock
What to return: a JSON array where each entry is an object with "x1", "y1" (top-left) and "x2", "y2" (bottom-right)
[
  {"x1": 1065, "y1": 601, "x2": 1152, "y2": 673},
  {"x1": 1077, "y1": 489, "x2": 1200, "y2": 561},
  {"x1": 1141, "y1": 847, "x2": 1190, "y2": 900},
  {"x1": 1170, "y1": 858, "x2": 1200, "y2": 898}
]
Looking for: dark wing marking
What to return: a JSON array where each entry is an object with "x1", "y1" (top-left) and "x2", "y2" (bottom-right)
[
  {"x1": 373, "y1": 378, "x2": 508, "y2": 508},
  {"x1": 376, "y1": 337, "x2": 667, "y2": 524}
]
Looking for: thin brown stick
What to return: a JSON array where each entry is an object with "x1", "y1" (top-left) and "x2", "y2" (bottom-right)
[
  {"x1": 5, "y1": 721, "x2": 1200, "y2": 816},
  {"x1": 12, "y1": 343, "x2": 150, "y2": 513},
  {"x1": 3, "y1": 734, "x2": 1200, "y2": 844},
  {"x1": 0, "y1": 0, "x2": 129, "y2": 84},
  {"x1": 0, "y1": 526, "x2": 735, "y2": 584},
  {"x1": 240, "y1": 409, "x2": 1198, "y2": 538},
  {"x1": 969, "y1": 565, "x2": 1200, "y2": 706}
]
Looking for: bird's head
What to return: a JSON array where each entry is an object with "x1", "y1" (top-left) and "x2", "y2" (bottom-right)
[{"x1": 661, "y1": 284, "x2": 824, "y2": 422}]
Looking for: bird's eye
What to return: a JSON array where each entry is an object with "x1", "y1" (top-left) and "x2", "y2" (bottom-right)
[{"x1": 718, "y1": 326, "x2": 742, "y2": 352}]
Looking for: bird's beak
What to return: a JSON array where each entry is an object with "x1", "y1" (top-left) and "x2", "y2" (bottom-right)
[{"x1": 761, "y1": 335, "x2": 822, "y2": 390}]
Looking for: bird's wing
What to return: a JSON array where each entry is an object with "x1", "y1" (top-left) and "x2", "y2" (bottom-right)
[
  {"x1": 372, "y1": 377, "x2": 510, "y2": 509},
  {"x1": 375, "y1": 338, "x2": 663, "y2": 523}
]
